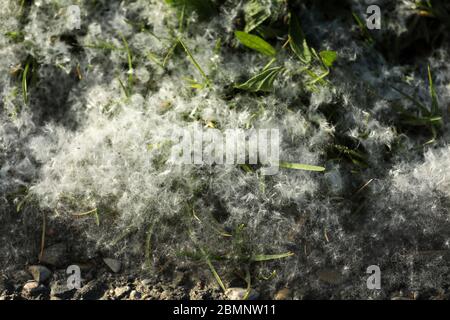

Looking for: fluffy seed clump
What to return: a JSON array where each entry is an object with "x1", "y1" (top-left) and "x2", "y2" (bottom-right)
[{"x1": 1, "y1": 0, "x2": 450, "y2": 298}]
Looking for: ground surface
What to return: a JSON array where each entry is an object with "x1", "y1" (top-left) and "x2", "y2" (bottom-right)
[{"x1": 2, "y1": 0, "x2": 450, "y2": 300}]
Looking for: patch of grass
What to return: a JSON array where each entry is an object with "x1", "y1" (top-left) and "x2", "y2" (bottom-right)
[
  {"x1": 288, "y1": 13, "x2": 337, "y2": 87},
  {"x1": 392, "y1": 66, "x2": 442, "y2": 145}
]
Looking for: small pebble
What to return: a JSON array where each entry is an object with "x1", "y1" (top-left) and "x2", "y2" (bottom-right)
[
  {"x1": 225, "y1": 287, "x2": 259, "y2": 300},
  {"x1": 103, "y1": 258, "x2": 121, "y2": 273},
  {"x1": 274, "y1": 288, "x2": 291, "y2": 300},
  {"x1": 28, "y1": 265, "x2": 52, "y2": 283},
  {"x1": 114, "y1": 285, "x2": 130, "y2": 298},
  {"x1": 129, "y1": 290, "x2": 141, "y2": 300}
]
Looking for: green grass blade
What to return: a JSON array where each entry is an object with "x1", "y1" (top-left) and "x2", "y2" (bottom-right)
[
  {"x1": 428, "y1": 65, "x2": 439, "y2": 115},
  {"x1": 352, "y1": 12, "x2": 374, "y2": 44},
  {"x1": 251, "y1": 251, "x2": 294, "y2": 262},
  {"x1": 119, "y1": 34, "x2": 133, "y2": 95},
  {"x1": 163, "y1": 41, "x2": 178, "y2": 67},
  {"x1": 392, "y1": 86, "x2": 430, "y2": 116},
  {"x1": 178, "y1": 37, "x2": 210, "y2": 85},
  {"x1": 147, "y1": 51, "x2": 164, "y2": 69},
  {"x1": 22, "y1": 61, "x2": 30, "y2": 104},
  {"x1": 306, "y1": 68, "x2": 330, "y2": 86},
  {"x1": 279, "y1": 161, "x2": 325, "y2": 172},
  {"x1": 118, "y1": 78, "x2": 130, "y2": 97},
  {"x1": 205, "y1": 255, "x2": 226, "y2": 292}
]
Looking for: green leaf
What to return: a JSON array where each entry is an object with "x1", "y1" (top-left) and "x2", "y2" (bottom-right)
[
  {"x1": 234, "y1": 31, "x2": 276, "y2": 57},
  {"x1": 288, "y1": 14, "x2": 311, "y2": 64},
  {"x1": 252, "y1": 252, "x2": 294, "y2": 262},
  {"x1": 235, "y1": 66, "x2": 283, "y2": 92},
  {"x1": 279, "y1": 161, "x2": 325, "y2": 172},
  {"x1": 243, "y1": 0, "x2": 271, "y2": 33},
  {"x1": 319, "y1": 50, "x2": 337, "y2": 68}
]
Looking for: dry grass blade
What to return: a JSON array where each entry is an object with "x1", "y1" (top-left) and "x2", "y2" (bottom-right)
[
  {"x1": 38, "y1": 212, "x2": 46, "y2": 262},
  {"x1": 72, "y1": 208, "x2": 100, "y2": 226}
]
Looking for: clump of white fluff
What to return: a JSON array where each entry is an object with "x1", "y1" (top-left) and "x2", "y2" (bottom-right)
[{"x1": 2, "y1": 0, "x2": 450, "y2": 299}]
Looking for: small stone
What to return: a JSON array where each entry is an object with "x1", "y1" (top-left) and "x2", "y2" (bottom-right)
[
  {"x1": 39, "y1": 243, "x2": 67, "y2": 267},
  {"x1": 274, "y1": 288, "x2": 291, "y2": 300},
  {"x1": 225, "y1": 287, "x2": 259, "y2": 300},
  {"x1": 114, "y1": 286, "x2": 130, "y2": 298},
  {"x1": 28, "y1": 265, "x2": 52, "y2": 283},
  {"x1": 103, "y1": 258, "x2": 121, "y2": 273},
  {"x1": 22, "y1": 281, "x2": 48, "y2": 297},
  {"x1": 129, "y1": 290, "x2": 141, "y2": 300},
  {"x1": 23, "y1": 281, "x2": 39, "y2": 293},
  {"x1": 141, "y1": 278, "x2": 153, "y2": 286},
  {"x1": 160, "y1": 290, "x2": 170, "y2": 300}
]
